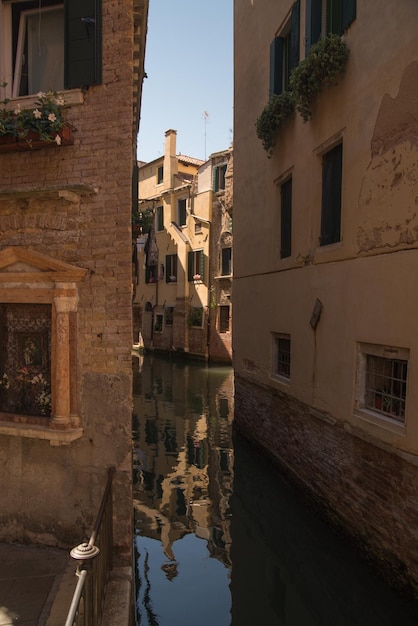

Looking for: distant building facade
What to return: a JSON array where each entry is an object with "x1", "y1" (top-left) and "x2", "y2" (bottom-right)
[
  {"x1": 234, "y1": 0, "x2": 418, "y2": 594},
  {"x1": 133, "y1": 130, "x2": 233, "y2": 363}
]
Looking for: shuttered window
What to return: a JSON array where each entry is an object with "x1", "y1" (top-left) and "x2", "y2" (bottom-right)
[
  {"x1": 178, "y1": 199, "x2": 187, "y2": 226},
  {"x1": 221, "y1": 248, "x2": 232, "y2": 276},
  {"x1": 64, "y1": 0, "x2": 102, "y2": 89},
  {"x1": 320, "y1": 143, "x2": 342, "y2": 246},
  {"x1": 269, "y1": 0, "x2": 300, "y2": 97},
  {"x1": 188, "y1": 250, "x2": 205, "y2": 282},
  {"x1": 306, "y1": 0, "x2": 356, "y2": 53},
  {"x1": 156, "y1": 206, "x2": 164, "y2": 232},
  {"x1": 280, "y1": 178, "x2": 292, "y2": 259},
  {"x1": 4, "y1": 0, "x2": 102, "y2": 96},
  {"x1": 166, "y1": 255, "x2": 177, "y2": 283},
  {"x1": 305, "y1": 0, "x2": 322, "y2": 54},
  {"x1": 213, "y1": 164, "x2": 227, "y2": 192}
]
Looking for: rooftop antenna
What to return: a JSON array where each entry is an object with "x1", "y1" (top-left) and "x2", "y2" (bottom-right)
[{"x1": 203, "y1": 111, "x2": 209, "y2": 159}]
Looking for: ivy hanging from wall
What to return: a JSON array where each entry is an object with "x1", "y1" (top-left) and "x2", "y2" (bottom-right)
[{"x1": 256, "y1": 34, "x2": 349, "y2": 156}]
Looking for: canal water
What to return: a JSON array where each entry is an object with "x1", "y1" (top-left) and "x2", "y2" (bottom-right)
[{"x1": 132, "y1": 352, "x2": 418, "y2": 626}]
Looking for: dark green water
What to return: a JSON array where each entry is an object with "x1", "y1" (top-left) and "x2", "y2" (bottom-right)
[{"x1": 132, "y1": 352, "x2": 418, "y2": 626}]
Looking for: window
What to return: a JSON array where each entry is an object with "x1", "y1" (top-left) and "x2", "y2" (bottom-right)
[
  {"x1": 1, "y1": 0, "x2": 102, "y2": 98},
  {"x1": 0, "y1": 247, "x2": 85, "y2": 442},
  {"x1": 189, "y1": 307, "x2": 203, "y2": 328},
  {"x1": 357, "y1": 344, "x2": 408, "y2": 425},
  {"x1": 166, "y1": 254, "x2": 177, "y2": 283},
  {"x1": 270, "y1": 0, "x2": 300, "y2": 97},
  {"x1": 273, "y1": 334, "x2": 291, "y2": 379},
  {"x1": 213, "y1": 164, "x2": 227, "y2": 192},
  {"x1": 320, "y1": 143, "x2": 342, "y2": 246},
  {"x1": 157, "y1": 165, "x2": 164, "y2": 185},
  {"x1": 280, "y1": 178, "x2": 292, "y2": 258},
  {"x1": 305, "y1": 0, "x2": 356, "y2": 53},
  {"x1": 164, "y1": 307, "x2": 174, "y2": 326},
  {"x1": 221, "y1": 248, "x2": 232, "y2": 276},
  {"x1": 145, "y1": 265, "x2": 157, "y2": 284},
  {"x1": 195, "y1": 221, "x2": 202, "y2": 234},
  {"x1": 156, "y1": 206, "x2": 164, "y2": 232},
  {"x1": 188, "y1": 250, "x2": 205, "y2": 282},
  {"x1": 178, "y1": 198, "x2": 187, "y2": 226},
  {"x1": 154, "y1": 314, "x2": 163, "y2": 333},
  {"x1": 219, "y1": 306, "x2": 230, "y2": 333}
]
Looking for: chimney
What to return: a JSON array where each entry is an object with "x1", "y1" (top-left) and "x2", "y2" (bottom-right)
[{"x1": 164, "y1": 129, "x2": 178, "y2": 188}]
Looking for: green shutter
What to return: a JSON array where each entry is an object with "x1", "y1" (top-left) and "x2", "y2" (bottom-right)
[
  {"x1": 342, "y1": 0, "x2": 356, "y2": 31},
  {"x1": 165, "y1": 255, "x2": 170, "y2": 283},
  {"x1": 290, "y1": 0, "x2": 300, "y2": 73},
  {"x1": 269, "y1": 37, "x2": 283, "y2": 98},
  {"x1": 213, "y1": 167, "x2": 219, "y2": 192},
  {"x1": 200, "y1": 253, "x2": 205, "y2": 281},
  {"x1": 306, "y1": 0, "x2": 322, "y2": 54},
  {"x1": 327, "y1": 0, "x2": 342, "y2": 35},
  {"x1": 64, "y1": 0, "x2": 102, "y2": 89},
  {"x1": 280, "y1": 179, "x2": 292, "y2": 258},
  {"x1": 321, "y1": 143, "x2": 342, "y2": 246},
  {"x1": 188, "y1": 251, "x2": 194, "y2": 282}
]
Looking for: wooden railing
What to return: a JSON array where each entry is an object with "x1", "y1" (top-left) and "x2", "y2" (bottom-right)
[{"x1": 65, "y1": 466, "x2": 115, "y2": 626}]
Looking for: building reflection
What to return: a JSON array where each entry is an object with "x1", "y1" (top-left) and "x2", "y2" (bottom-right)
[{"x1": 132, "y1": 353, "x2": 234, "y2": 573}]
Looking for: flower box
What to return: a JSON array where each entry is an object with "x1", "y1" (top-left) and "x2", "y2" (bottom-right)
[{"x1": 0, "y1": 125, "x2": 74, "y2": 153}]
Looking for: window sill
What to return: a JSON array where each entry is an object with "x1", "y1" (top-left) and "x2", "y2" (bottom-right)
[
  {"x1": 5, "y1": 89, "x2": 84, "y2": 111},
  {"x1": 214, "y1": 274, "x2": 233, "y2": 280},
  {"x1": 270, "y1": 373, "x2": 290, "y2": 387},
  {"x1": 0, "y1": 416, "x2": 83, "y2": 446},
  {"x1": 352, "y1": 408, "x2": 406, "y2": 436}
]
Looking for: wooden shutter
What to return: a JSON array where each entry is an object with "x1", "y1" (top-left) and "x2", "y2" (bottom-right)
[
  {"x1": 342, "y1": 0, "x2": 356, "y2": 31},
  {"x1": 290, "y1": 0, "x2": 300, "y2": 73},
  {"x1": 199, "y1": 252, "x2": 205, "y2": 281},
  {"x1": 306, "y1": 0, "x2": 322, "y2": 54},
  {"x1": 187, "y1": 251, "x2": 194, "y2": 282},
  {"x1": 213, "y1": 167, "x2": 219, "y2": 192},
  {"x1": 269, "y1": 37, "x2": 283, "y2": 98},
  {"x1": 327, "y1": 0, "x2": 341, "y2": 34},
  {"x1": 64, "y1": 0, "x2": 102, "y2": 89},
  {"x1": 280, "y1": 179, "x2": 292, "y2": 258},
  {"x1": 320, "y1": 143, "x2": 342, "y2": 246}
]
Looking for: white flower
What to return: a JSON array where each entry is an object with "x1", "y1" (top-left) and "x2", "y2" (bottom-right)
[
  {"x1": 14, "y1": 104, "x2": 21, "y2": 115},
  {"x1": 48, "y1": 113, "x2": 56, "y2": 122},
  {"x1": 55, "y1": 96, "x2": 65, "y2": 106},
  {"x1": 54, "y1": 134, "x2": 61, "y2": 145},
  {"x1": 37, "y1": 91, "x2": 44, "y2": 98},
  {"x1": 33, "y1": 109, "x2": 42, "y2": 119}
]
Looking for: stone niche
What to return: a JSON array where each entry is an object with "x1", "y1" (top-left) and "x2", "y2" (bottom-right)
[{"x1": 0, "y1": 247, "x2": 87, "y2": 444}]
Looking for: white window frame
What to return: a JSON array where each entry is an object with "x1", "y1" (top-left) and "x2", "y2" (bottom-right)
[
  {"x1": 355, "y1": 342, "x2": 409, "y2": 431},
  {"x1": 1, "y1": 2, "x2": 64, "y2": 99}
]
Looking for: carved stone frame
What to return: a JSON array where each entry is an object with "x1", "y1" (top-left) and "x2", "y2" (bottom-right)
[{"x1": 0, "y1": 247, "x2": 87, "y2": 444}]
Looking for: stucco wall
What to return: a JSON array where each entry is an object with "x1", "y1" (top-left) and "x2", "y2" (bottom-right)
[{"x1": 234, "y1": 0, "x2": 418, "y2": 592}]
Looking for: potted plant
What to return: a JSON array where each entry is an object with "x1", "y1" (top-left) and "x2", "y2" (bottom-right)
[{"x1": 0, "y1": 87, "x2": 74, "y2": 151}]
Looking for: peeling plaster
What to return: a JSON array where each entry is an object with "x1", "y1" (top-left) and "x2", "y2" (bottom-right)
[
  {"x1": 372, "y1": 62, "x2": 418, "y2": 157},
  {"x1": 357, "y1": 63, "x2": 418, "y2": 253}
]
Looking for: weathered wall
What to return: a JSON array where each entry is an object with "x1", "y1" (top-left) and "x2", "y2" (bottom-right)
[
  {"x1": 0, "y1": 0, "x2": 141, "y2": 564},
  {"x1": 234, "y1": 0, "x2": 418, "y2": 593},
  {"x1": 234, "y1": 375, "x2": 418, "y2": 594}
]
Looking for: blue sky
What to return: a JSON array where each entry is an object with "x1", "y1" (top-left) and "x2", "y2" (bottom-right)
[{"x1": 137, "y1": 0, "x2": 233, "y2": 163}]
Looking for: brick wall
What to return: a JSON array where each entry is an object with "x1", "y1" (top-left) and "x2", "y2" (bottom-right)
[
  {"x1": 234, "y1": 375, "x2": 418, "y2": 595},
  {"x1": 0, "y1": 0, "x2": 141, "y2": 564}
]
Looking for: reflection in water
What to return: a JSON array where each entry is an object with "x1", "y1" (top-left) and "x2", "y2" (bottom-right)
[
  {"x1": 133, "y1": 353, "x2": 233, "y2": 626},
  {"x1": 133, "y1": 353, "x2": 418, "y2": 626}
]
